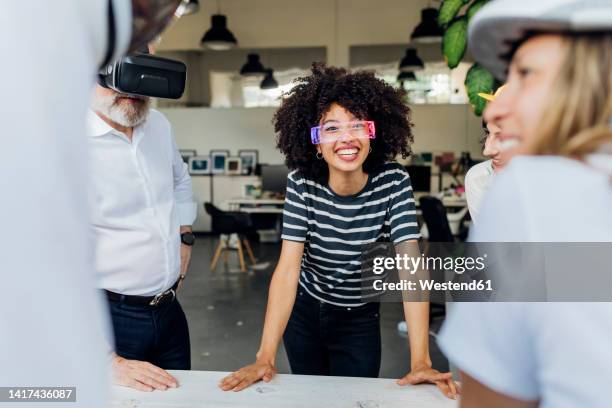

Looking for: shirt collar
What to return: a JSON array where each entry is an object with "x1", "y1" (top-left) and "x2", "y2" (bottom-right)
[
  {"x1": 87, "y1": 110, "x2": 116, "y2": 138},
  {"x1": 486, "y1": 159, "x2": 494, "y2": 175}
]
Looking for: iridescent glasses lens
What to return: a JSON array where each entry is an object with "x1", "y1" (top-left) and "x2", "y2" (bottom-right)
[{"x1": 310, "y1": 120, "x2": 376, "y2": 145}]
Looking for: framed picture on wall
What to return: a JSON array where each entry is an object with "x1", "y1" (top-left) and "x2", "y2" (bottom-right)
[
  {"x1": 179, "y1": 149, "x2": 197, "y2": 164},
  {"x1": 188, "y1": 156, "x2": 211, "y2": 175},
  {"x1": 225, "y1": 157, "x2": 242, "y2": 175},
  {"x1": 210, "y1": 150, "x2": 230, "y2": 174},
  {"x1": 238, "y1": 149, "x2": 259, "y2": 175}
]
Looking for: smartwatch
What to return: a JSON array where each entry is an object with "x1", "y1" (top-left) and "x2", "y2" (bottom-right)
[{"x1": 181, "y1": 232, "x2": 196, "y2": 246}]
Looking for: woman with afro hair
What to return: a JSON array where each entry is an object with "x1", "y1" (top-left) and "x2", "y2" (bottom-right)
[{"x1": 220, "y1": 63, "x2": 456, "y2": 399}]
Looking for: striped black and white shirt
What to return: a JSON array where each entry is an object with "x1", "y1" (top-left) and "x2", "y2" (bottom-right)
[{"x1": 281, "y1": 162, "x2": 420, "y2": 307}]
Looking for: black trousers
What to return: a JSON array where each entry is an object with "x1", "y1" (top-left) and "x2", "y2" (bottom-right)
[
  {"x1": 108, "y1": 297, "x2": 191, "y2": 370},
  {"x1": 283, "y1": 290, "x2": 381, "y2": 377}
]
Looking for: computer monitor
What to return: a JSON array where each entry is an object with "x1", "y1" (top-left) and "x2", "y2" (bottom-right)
[
  {"x1": 405, "y1": 165, "x2": 431, "y2": 193},
  {"x1": 261, "y1": 164, "x2": 289, "y2": 194}
]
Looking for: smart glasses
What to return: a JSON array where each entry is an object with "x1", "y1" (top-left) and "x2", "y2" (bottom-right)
[{"x1": 310, "y1": 120, "x2": 376, "y2": 145}]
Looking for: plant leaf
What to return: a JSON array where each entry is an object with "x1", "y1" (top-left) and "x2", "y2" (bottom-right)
[
  {"x1": 442, "y1": 17, "x2": 468, "y2": 69},
  {"x1": 465, "y1": 63, "x2": 495, "y2": 116},
  {"x1": 438, "y1": 0, "x2": 464, "y2": 28},
  {"x1": 467, "y1": 0, "x2": 489, "y2": 21}
]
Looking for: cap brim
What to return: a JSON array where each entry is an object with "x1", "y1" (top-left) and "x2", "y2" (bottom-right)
[
  {"x1": 467, "y1": 0, "x2": 612, "y2": 80},
  {"x1": 477, "y1": 92, "x2": 495, "y2": 102}
]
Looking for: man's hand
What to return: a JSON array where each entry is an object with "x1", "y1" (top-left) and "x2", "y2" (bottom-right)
[
  {"x1": 397, "y1": 364, "x2": 459, "y2": 400},
  {"x1": 218, "y1": 360, "x2": 277, "y2": 392},
  {"x1": 112, "y1": 355, "x2": 178, "y2": 392},
  {"x1": 178, "y1": 226, "x2": 192, "y2": 291}
]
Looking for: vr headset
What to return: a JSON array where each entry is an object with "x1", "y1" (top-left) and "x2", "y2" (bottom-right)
[{"x1": 98, "y1": 50, "x2": 186, "y2": 99}]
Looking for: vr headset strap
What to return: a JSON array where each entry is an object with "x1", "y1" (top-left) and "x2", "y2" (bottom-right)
[{"x1": 101, "y1": 0, "x2": 116, "y2": 69}]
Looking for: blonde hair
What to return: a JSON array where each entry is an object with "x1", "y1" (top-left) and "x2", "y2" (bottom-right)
[{"x1": 530, "y1": 33, "x2": 612, "y2": 158}]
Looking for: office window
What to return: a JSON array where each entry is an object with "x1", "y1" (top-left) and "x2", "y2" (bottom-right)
[
  {"x1": 351, "y1": 61, "x2": 470, "y2": 105},
  {"x1": 210, "y1": 68, "x2": 310, "y2": 108}
]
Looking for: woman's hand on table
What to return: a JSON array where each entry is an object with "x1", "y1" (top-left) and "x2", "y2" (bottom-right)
[
  {"x1": 397, "y1": 365, "x2": 460, "y2": 400},
  {"x1": 219, "y1": 360, "x2": 277, "y2": 392}
]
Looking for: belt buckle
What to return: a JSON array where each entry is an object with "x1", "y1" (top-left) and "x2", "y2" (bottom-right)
[{"x1": 149, "y1": 289, "x2": 176, "y2": 307}]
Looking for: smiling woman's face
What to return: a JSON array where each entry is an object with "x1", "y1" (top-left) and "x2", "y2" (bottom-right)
[
  {"x1": 484, "y1": 34, "x2": 567, "y2": 158},
  {"x1": 316, "y1": 103, "x2": 371, "y2": 175}
]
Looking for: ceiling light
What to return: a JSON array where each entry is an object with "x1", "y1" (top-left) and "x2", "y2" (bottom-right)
[
  {"x1": 399, "y1": 48, "x2": 424, "y2": 72},
  {"x1": 411, "y1": 8, "x2": 443, "y2": 44},
  {"x1": 240, "y1": 54, "x2": 266, "y2": 77},
  {"x1": 201, "y1": 14, "x2": 237, "y2": 50},
  {"x1": 397, "y1": 71, "x2": 417, "y2": 82},
  {"x1": 260, "y1": 69, "x2": 279, "y2": 90}
]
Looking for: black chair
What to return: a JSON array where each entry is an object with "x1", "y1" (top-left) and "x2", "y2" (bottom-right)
[
  {"x1": 418, "y1": 196, "x2": 454, "y2": 324},
  {"x1": 419, "y1": 196, "x2": 455, "y2": 242},
  {"x1": 204, "y1": 203, "x2": 257, "y2": 273}
]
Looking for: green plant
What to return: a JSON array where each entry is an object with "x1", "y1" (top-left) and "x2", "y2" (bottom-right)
[{"x1": 438, "y1": 0, "x2": 496, "y2": 116}]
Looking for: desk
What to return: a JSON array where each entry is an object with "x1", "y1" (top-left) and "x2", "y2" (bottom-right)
[
  {"x1": 225, "y1": 198, "x2": 285, "y2": 242},
  {"x1": 240, "y1": 207, "x2": 284, "y2": 214},
  {"x1": 110, "y1": 370, "x2": 457, "y2": 408},
  {"x1": 225, "y1": 198, "x2": 285, "y2": 212},
  {"x1": 413, "y1": 193, "x2": 467, "y2": 209},
  {"x1": 225, "y1": 196, "x2": 469, "y2": 239}
]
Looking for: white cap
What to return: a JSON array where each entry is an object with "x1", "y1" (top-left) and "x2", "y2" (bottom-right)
[{"x1": 468, "y1": 0, "x2": 612, "y2": 80}]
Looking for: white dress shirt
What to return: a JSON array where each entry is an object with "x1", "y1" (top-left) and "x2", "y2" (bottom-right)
[
  {"x1": 464, "y1": 159, "x2": 494, "y2": 224},
  {"x1": 1, "y1": 2, "x2": 112, "y2": 405},
  {"x1": 88, "y1": 109, "x2": 197, "y2": 296}
]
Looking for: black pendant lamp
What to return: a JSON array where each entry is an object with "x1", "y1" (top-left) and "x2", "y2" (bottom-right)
[
  {"x1": 240, "y1": 54, "x2": 266, "y2": 77},
  {"x1": 399, "y1": 48, "x2": 424, "y2": 72},
  {"x1": 260, "y1": 69, "x2": 279, "y2": 90},
  {"x1": 411, "y1": 8, "x2": 443, "y2": 43},
  {"x1": 175, "y1": 0, "x2": 199, "y2": 16},
  {"x1": 397, "y1": 71, "x2": 416, "y2": 83},
  {"x1": 201, "y1": 14, "x2": 237, "y2": 50}
]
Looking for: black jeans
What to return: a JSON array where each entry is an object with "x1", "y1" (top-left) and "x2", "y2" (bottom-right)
[
  {"x1": 283, "y1": 290, "x2": 381, "y2": 377},
  {"x1": 108, "y1": 297, "x2": 191, "y2": 370}
]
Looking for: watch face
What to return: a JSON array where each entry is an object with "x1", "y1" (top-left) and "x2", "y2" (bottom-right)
[{"x1": 182, "y1": 232, "x2": 195, "y2": 245}]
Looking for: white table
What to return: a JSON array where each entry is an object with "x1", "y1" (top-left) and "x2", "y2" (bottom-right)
[{"x1": 110, "y1": 370, "x2": 458, "y2": 408}]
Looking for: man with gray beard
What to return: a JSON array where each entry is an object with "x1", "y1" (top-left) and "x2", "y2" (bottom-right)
[{"x1": 88, "y1": 83, "x2": 197, "y2": 391}]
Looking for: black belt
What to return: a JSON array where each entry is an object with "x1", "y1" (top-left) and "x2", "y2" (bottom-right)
[{"x1": 105, "y1": 280, "x2": 180, "y2": 307}]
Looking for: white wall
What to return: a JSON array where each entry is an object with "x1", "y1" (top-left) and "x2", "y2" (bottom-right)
[
  {"x1": 160, "y1": 105, "x2": 484, "y2": 231},
  {"x1": 160, "y1": 105, "x2": 484, "y2": 164},
  {"x1": 159, "y1": 0, "x2": 430, "y2": 66},
  {"x1": 162, "y1": 107, "x2": 282, "y2": 164}
]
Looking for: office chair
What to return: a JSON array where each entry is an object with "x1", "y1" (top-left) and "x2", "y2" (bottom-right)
[
  {"x1": 204, "y1": 203, "x2": 258, "y2": 273},
  {"x1": 418, "y1": 196, "x2": 457, "y2": 324},
  {"x1": 419, "y1": 196, "x2": 455, "y2": 242}
]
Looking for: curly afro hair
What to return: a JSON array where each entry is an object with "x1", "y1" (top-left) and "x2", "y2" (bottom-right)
[{"x1": 274, "y1": 62, "x2": 414, "y2": 183}]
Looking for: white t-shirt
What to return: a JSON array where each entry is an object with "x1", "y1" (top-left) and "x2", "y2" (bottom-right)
[
  {"x1": 464, "y1": 159, "x2": 494, "y2": 224},
  {"x1": 438, "y1": 154, "x2": 612, "y2": 407}
]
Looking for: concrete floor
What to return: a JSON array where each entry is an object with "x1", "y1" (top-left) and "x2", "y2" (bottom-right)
[{"x1": 179, "y1": 235, "x2": 450, "y2": 379}]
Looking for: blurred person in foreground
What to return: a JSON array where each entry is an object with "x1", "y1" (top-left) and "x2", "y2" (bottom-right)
[
  {"x1": 0, "y1": 0, "x2": 181, "y2": 406},
  {"x1": 438, "y1": 0, "x2": 612, "y2": 407}
]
